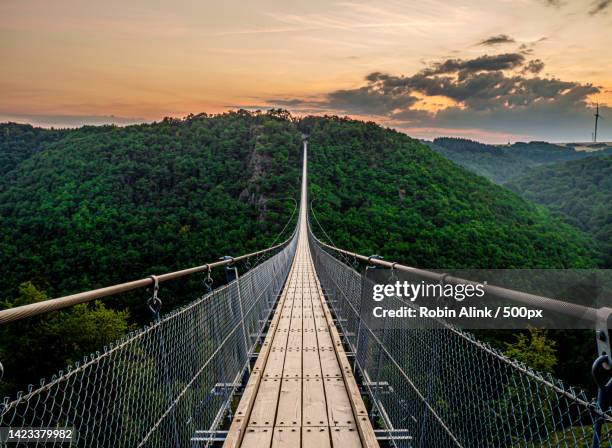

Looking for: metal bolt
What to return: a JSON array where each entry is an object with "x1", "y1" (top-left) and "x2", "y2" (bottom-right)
[{"x1": 598, "y1": 330, "x2": 607, "y2": 342}]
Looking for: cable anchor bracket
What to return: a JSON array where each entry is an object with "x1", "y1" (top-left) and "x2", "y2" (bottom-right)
[
  {"x1": 147, "y1": 275, "x2": 162, "y2": 318},
  {"x1": 203, "y1": 265, "x2": 214, "y2": 293}
]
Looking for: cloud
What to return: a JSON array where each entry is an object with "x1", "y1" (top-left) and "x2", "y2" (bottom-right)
[
  {"x1": 539, "y1": 0, "x2": 610, "y2": 15},
  {"x1": 423, "y1": 53, "x2": 525, "y2": 75},
  {"x1": 589, "y1": 0, "x2": 612, "y2": 14},
  {"x1": 326, "y1": 86, "x2": 419, "y2": 115},
  {"x1": 478, "y1": 34, "x2": 515, "y2": 46},
  {"x1": 267, "y1": 52, "x2": 608, "y2": 141},
  {"x1": 363, "y1": 69, "x2": 597, "y2": 113},
  {"x1": 267, "y1": 98, "x2": 311, "y2": 107},
  {"x1": 523, "y1": 59, "x2": 545, "y2": 74},
  {"x1": 519, "y1": 37, "x2": 548, "y2": 55},
  {"x1": 541, "y1": 0, "x2": 564, "y2": 7}
]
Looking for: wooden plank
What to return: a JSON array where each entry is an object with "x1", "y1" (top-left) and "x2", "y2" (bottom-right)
[
  {"x1": 287, "y1": 330, "x2": 302, "y2": 348},
  {"x1": 315, "y1": 270, "x2": 379, "y2": 448},
  {"x1": 302, "y1": 349, "x2": 322, "y2": 379},
  {"x1": 224, "y1": 269, "x2": 293, "y2": 448},
  {"x1": 275, "y1": 378, "x2": 301, "y2": 427},
  {"x1": 324, "y1": 377, "x2": 356, "y2": 426},
  {"x1": 241, "y1": 428, "x2": 273, "y2": 448},
  {"x1": 303, "y1": 316, "x2": 316, "y2": 330},
  {"x1": 302, "y1": 378, "x2": 328, "y2": 427},
  {"x1": 282, "y1": 347, "x2": 302, "y2": 379},
  {"x1": 302, "y1": 328, "x2": 319, "y2": 347},
  {"x1": 271, "y1": 328, "x2": 289, "y2": 349},
  {"x1": 276, "y1": 316, "x2": 292, "y2": 330},
  {"x1": 271, "y1": 427, "x2": 300, "y2": 448},
  {"x1": 330, "y1": 426, "x2": 362, "y2": 448},
  {"x1": 303, "y1": 427, "x2": 331, "y2": 448},
  {"x1": 263, "y1": 350, "x2": 287, "y2": 379},
  {"x1": 319, "y1": 350, "x2": 343, "y2": 378},
  {"x1": 316, "y1": 330, "x2": 334, "y2": 348},
  {"x1": 248, "y1": 377, "x2": 282, "y2": 426}
]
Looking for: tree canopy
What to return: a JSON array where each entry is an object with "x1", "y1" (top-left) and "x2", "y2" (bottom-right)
[{"x1": 0, "y1": 111, "x2": 602, "y2": 396}]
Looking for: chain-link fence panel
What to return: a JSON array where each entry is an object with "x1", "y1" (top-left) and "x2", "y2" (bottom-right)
[
  {"x1": 310, "y1": 236, "x2": 612, "y2": 448},
  {"x1": 0, "y1": 237, "x2": 297, "y2": 448}
]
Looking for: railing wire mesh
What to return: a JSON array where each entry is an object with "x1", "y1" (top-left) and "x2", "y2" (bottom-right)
[
  {"x1": 310, "y1": 234, "x2": 612, "y2": 448},
  {"x1": 0, "y1": 236, "x2": 297, "y2": 447}
]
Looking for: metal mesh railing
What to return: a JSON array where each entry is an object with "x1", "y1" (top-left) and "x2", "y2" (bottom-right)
[
  {"x1": 0, "y1": 236, "x2": 297, "y2": 447},
  {"x1": 310, "y1": 235, "x2": 612, "y2": 448}
]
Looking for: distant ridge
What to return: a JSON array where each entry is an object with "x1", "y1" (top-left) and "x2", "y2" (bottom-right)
[
  {"x1": 424, "y1": 137, "x2": 612, "y2": 183},
  {"x1": 506, "y1": 155, "x2": 612, "y2": 266}
]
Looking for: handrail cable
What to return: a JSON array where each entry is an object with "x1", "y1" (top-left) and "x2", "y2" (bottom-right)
[
  {"x1": 310, "y1": 231, "x2": 605, "y2": 325},
  {"x1": 0, "y1": 233, "x2": 295, "y2": 325}
]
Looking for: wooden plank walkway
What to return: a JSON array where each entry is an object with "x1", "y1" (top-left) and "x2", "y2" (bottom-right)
[{"x1": 224, "y1": 141, "x2": 378, "y2": 448}]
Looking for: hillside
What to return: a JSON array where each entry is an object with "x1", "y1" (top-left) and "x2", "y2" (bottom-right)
[
  {"x1": 5, "y1": 114, "x2": 599, "y2": 304},
  {"x1": 0, "y1": 112, "x2": 602, "y2": 396},
  {"x1": 506, "y1": 156, "x2": 612, "y2": 266},
  {"x1": 303, "y1": 117, "x2": 598, "y2": 269},
  {"x1": 0, "y1": 111, "x2": 302, "y2": 304},
  {"x1": 0, "y1": 111, "x2": 303, "y2": 395},
  {"x1": 427, "y1": 137, "x2": 612, "y2": 183},
  {"x1": 2, "y1": 116, "x2": 599, "y2": 304},
  {"x1": 304, "y1": 118, "x2": 602, "y2": 390},
  {"x1": 0, "y1": 123, "x2": 68, "y2": 174}
]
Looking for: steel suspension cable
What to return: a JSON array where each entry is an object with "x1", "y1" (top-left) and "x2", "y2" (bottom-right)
[
  {"x1": 308, "y1": 199, "x2": 353, "y2": 266},
  {"x1": 252, "y1": 197, "x2": 298, "y2": 267},
  {"x1": 0, "y1": 235, "x2": 295, "y2": 325}
]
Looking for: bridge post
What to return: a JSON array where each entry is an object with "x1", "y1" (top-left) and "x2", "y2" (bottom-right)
[
  {"x1": 145, "y1": 276, "x2": 181, "y2": 447},
  {"x1": 356, "y1": 256, "x2": 383, "y2": 376},
  {"x1": 592, "y1": 307, "x2": 612, "y2": 448},
  {"x1": 232, "y1": 265, "x2": 251, "y2": 374},
  {"x1": 221, "y1": 256, "x2": 237, "y2": 283}
]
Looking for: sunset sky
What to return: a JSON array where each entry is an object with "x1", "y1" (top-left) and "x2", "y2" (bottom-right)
[{"x1": 1, "y1": 0, "x2": 611, "y2": 142}]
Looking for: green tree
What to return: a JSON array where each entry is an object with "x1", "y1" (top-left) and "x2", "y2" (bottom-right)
[
  {"x1": 504, "y1": 328, "x2": 557, "y2": 373},
  {"x1": 0, "y1": 282, "x2": 129, "y2": 396}
]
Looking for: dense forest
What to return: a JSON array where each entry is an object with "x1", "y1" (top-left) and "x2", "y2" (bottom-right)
[
  {"x1": 0, "y1": 123, "x2": 68, "y2": 174},
  {"x1": 304, "y1": 118, "x2": 598, "y2": 269},
  {"x1": 0, "y1": 111, "x2": 603, "y2": 396},
  {"x1": 506, "y1": 156, "x2": 612, "y2": 266},
  {"x1": 427, "y1": 137, "x2": 612, "y2": 183},
  {"x1": 301, "y1": 116, "x2": 601, "y2": 389},
  {"x1": 0, "y1": 111, "x2": 302, "y2": 301},
  {"x1": 0, "y1": 110, "x2": 302, "y2": 395}
]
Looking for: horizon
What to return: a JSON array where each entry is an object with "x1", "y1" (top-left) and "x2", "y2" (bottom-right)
[
  {"x1": 1, "y1": 0, "x2": 612, "y2": 143},
  {"x1": 3, "y1": 110, "x2": 612, "y2": 146}
]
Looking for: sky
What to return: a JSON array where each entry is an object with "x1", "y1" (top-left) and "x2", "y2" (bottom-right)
[{"x1": 1, "y1": 0, "x2": 611, "y2": 143}]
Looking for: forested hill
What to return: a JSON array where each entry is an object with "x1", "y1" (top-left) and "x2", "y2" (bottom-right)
[
  {"x1": 0, "y1": 111, "x2": 305, "y2": 396},
  {"x1": 0, "y1": 111, "x2": 603, "y2": 397},
  {"x1": 302, "y1": 117, "x2": 599, "y2": 268},
  {"x1": 1, "y1": 113, "x2": 599, "y2": 305},
  {"x1": 0, "y1": 111, "x2": 302, "y2": 302},
  {"x1": 506, "y1": 156, "x2": 612, "y2": 266},
  {"x1": 0, "y1": 123, "x2": 68, "y2": 174},
  {"x1": 426, "y1": 137, "x2": 612, "y2": 183}
]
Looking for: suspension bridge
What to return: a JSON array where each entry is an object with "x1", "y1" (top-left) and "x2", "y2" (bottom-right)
[{"x1": 0, "y1": 140, "x2": 610, "y2": 447}]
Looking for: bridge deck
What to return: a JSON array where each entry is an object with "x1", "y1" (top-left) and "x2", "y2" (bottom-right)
[
  {"x1": 224, "y1": 233, "x2": 377, "y2": 447},
  {"x1": 224, "y1": 141, "x2": 377, "y2": 448}
]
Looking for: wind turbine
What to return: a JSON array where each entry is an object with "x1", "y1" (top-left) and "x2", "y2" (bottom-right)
[{"x1": 593, "y1": 102, "x2": 600, "y2": 143}]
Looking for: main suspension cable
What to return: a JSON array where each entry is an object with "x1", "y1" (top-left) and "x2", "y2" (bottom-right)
[
  {"x1": 309, "y1": 199, "x2": 354, "y2": 266},
  {"x1": 253, "y1": 197, "x2": 298, "y2": 267}
]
